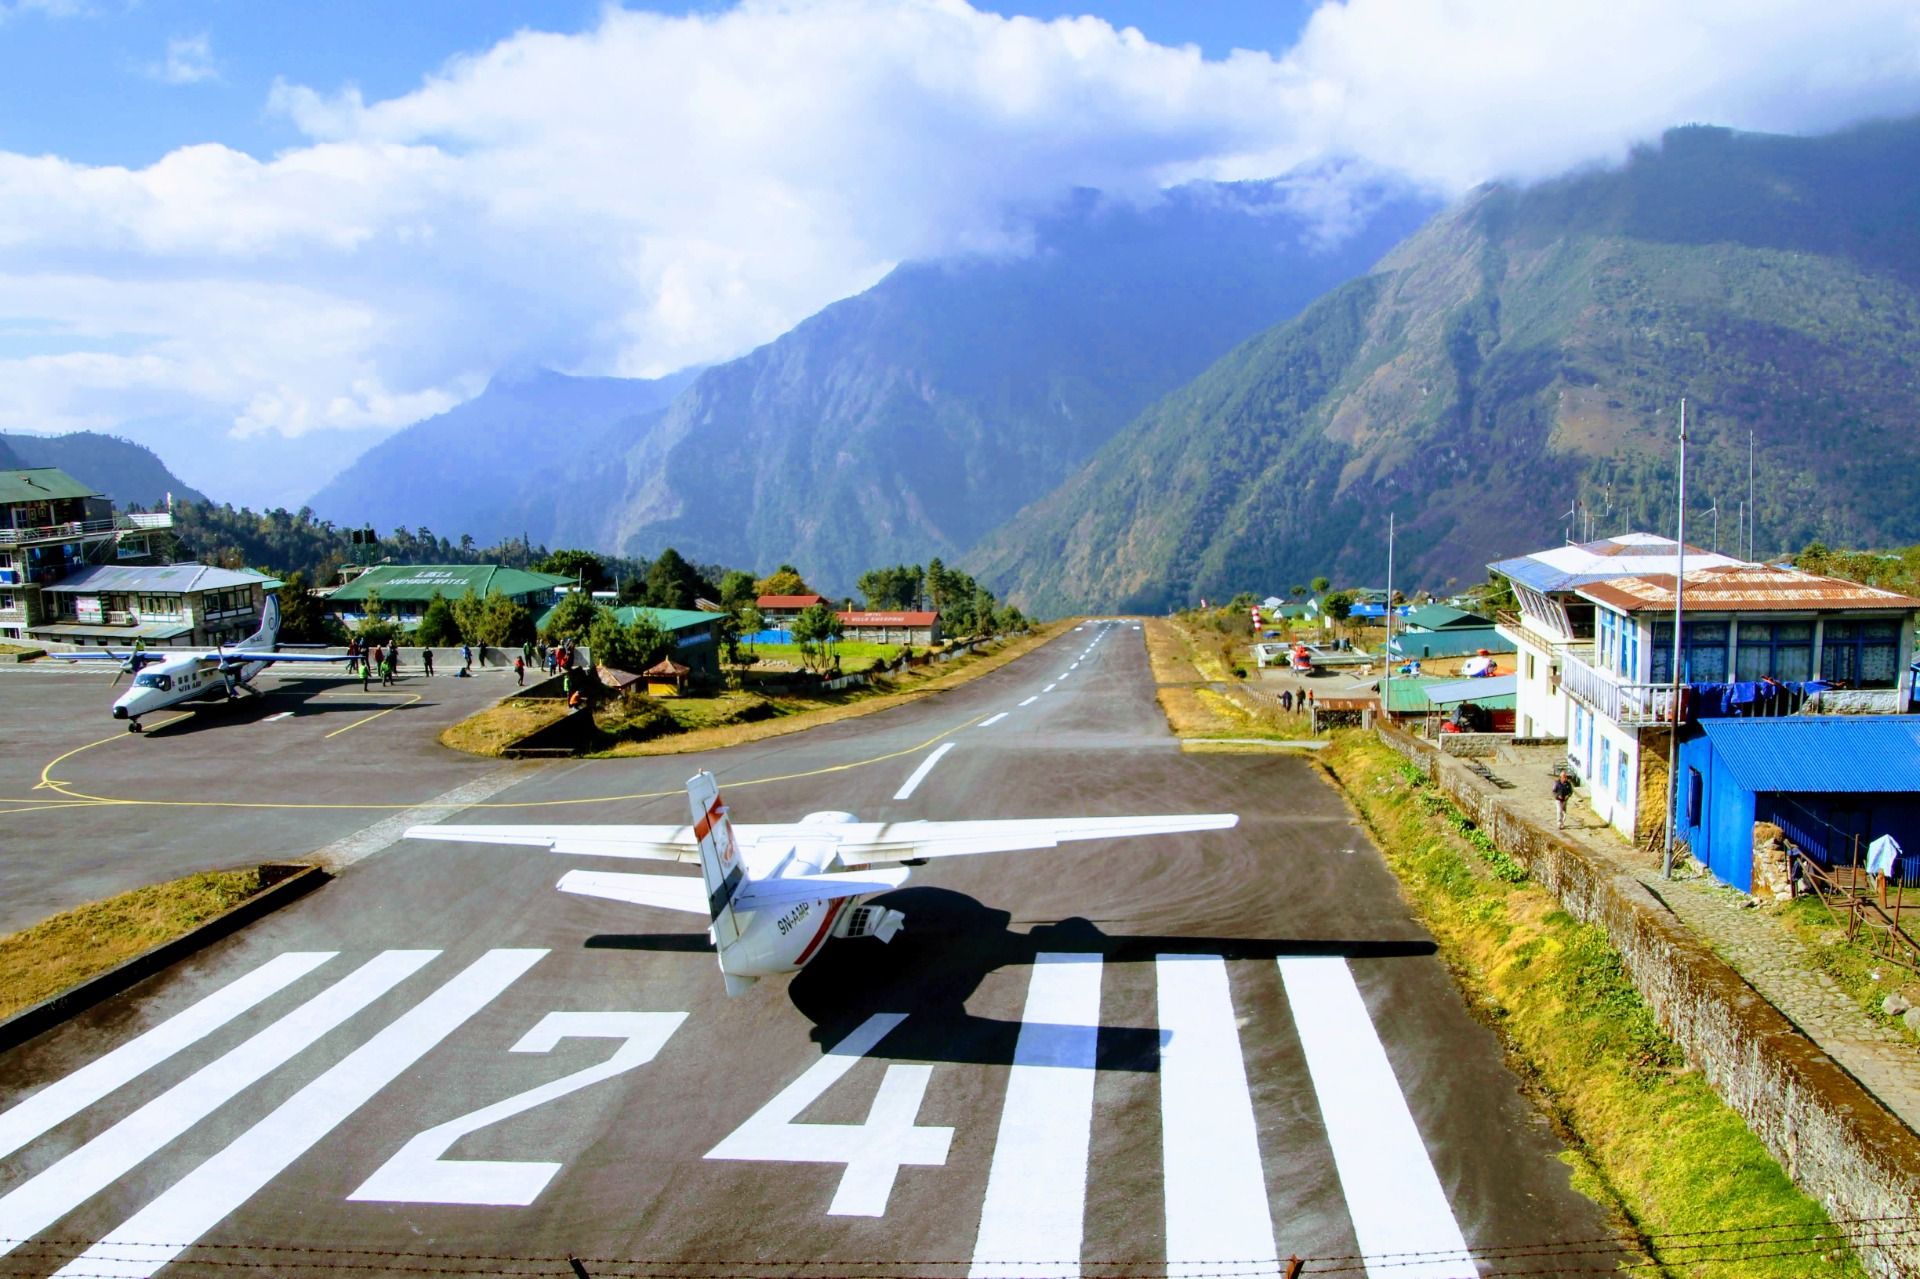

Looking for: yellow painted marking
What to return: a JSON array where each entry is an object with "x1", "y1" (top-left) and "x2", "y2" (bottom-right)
[
  {"x1": 16, "y1": 714, "x2": 990, "y2": 815},
  {"x1": 322, "y1": 693, "x2": 423, "y2": 739}
]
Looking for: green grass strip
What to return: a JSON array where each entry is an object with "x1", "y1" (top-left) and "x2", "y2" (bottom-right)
[{"x1": 1321, "y1": 732, "x2": 1866, "y2": 1278}]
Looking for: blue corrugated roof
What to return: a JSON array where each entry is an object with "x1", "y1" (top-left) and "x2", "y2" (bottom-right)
[{"x1": 1700, "y1": 716, "x2": 1920, "y2": 793}]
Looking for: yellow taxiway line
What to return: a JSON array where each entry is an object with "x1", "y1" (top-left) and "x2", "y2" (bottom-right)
[
  {"x1": 17, "y1": 713, "x2": 991, "y2": 814},
  {"x1": 322, "y1": 692, "x2": 423, "y2": 739}
]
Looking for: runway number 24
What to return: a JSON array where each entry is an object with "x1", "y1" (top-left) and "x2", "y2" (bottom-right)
[{"x1": 350, "y1": 1009, "x2": 944, "y2": 1216}]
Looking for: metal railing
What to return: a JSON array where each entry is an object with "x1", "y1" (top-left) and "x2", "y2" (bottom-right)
[
  {"x1": 1562, "y1": 649, "x2": 1903, "y2": 725},
  {"x1": 0, "y1": 512, "x2": 173, "y2": 546}
]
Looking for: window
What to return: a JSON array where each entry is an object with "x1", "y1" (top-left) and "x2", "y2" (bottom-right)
[
  {"x1": 1617, "y1": 750, "x2": 1630, "y2": 804},
  {"x1": 1570, "y1": 705, "x2": 1587, "y2": 772},
  {"x1": 1735, "y1": 620, "x2": 1813, "y2": 681},
  {"x1": 1651, "y1": 621, "x2": 1730, "y2": 683},
  {"x1": 1687, "y1": 767, "x2": 1703, "y2": 827},
  {"x1": 1599, "y1": 610, "x2": 1615, "y2": 673},
  {"x1": 1821, "y1": 619, "x2": 1902, "y2": 688},
  {"x1": 1527, "y1": 653, "x2": 1536, "y2": 680},
  {"x1": 1600, "y1": 739, "x2": 1613, "y2": 791}
]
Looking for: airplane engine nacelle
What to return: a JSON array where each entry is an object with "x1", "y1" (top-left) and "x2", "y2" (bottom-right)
[{"x1": 833, "y1": 905, "x2": 904, "y2": 944}]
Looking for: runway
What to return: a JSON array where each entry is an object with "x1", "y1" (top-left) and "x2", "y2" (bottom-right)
[{"x1": 0, "y1": 623, "x2": 1619, "y2": 1277}]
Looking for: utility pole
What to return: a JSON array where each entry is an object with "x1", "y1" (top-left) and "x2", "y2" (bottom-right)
[
  {"x1": 1748, "y1": 430, "x2": 1756, "y2": 561},
  {"x1": 1664, "y1": 399, "x2": 1688, "y2": 880},
  {"x1": 1382, "y1": 512, "x2": 1394, "y2": 730}
]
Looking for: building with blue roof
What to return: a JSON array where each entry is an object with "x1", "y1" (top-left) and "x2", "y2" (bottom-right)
[{"x1": 1675, "y1": 717, "x2": 1920, "y2": 891}]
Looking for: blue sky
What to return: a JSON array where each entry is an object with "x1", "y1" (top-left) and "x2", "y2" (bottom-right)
[
  {"x1": 2, "y1": 0, "x2": 1917, "y2": 509},
  {"x1": 0, "y1": 1, "x2": 1316, "y2": 166}
]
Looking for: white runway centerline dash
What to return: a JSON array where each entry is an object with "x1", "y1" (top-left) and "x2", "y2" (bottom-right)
[
  {"x1": 1044, "y1": 683, "x2": 1057, "y2": 693},
  {"x1": 1278, "y1": 957, "x2": 1471, "y2": 1279},
  {"x1": 969, "y1": 954, "x2": 1102, "y2": 1278},
  {"x1": 977, "y1": 712, "x2": 1009, "y2": 728},
  {"x1": 1017, "y1": 696, "x2": 1039, "y2": 707},
  {"x1": 893, "y1": 743, "x2": 956, "y2": 800},
  {"x1": 1156, "y1": 955, "x2": 1277, "y2": 1278}
]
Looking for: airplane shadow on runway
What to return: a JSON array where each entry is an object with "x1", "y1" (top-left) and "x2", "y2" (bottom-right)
[
  {"x1": 587, "y1": 886, "x2": 1437, "y2": 1072},
  {"x1": 135, "y1": 677, "x2": 422, "y2": 736}
]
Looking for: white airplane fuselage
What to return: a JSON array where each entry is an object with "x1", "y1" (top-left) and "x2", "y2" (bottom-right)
[
  {"x1": 714, "y1": 814, "x2": 904, "y2": 981},
  {"x1": 114, "y1": 653, "x2": 270, "y2": 727}
]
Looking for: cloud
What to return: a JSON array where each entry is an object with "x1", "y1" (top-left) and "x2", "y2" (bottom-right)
[
  {"x1": 150, "y1": 33, "x2": 219, "y2": 85},
  {"x1": 1, "y1": 0, "x2": 1918, "y2": 464}
]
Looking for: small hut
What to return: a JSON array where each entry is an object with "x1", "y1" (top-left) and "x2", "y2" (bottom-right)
[
  {"x1": 643, "y1": 656, "x2": 692, "y2": 697},
  {"x1": 596, "y1": 665, "x2": 642, "y2": 695}
]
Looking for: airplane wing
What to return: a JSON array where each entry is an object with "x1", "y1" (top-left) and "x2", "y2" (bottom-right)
[
  {"x1": 54, "y1": 651, "x2": 142, "y2": 662},
  {"x1": 406, "y1": 815, "x2": 1237, "y2": 864},
  {"x1": 216, "y1": 651, "x2": 348, "y2": 665},
  {"x1": 556, "y1": 869, "x2": 709, "y2": 912},
  {"x1": 404, "y1": 823, "x2": 699, "y2": 863},
  {"x1": 826, "y1": 814, "x2": 1240, "y2": 862},
  {"x1": 733, "y1": 868, "x2": 912, "y2": 911}
]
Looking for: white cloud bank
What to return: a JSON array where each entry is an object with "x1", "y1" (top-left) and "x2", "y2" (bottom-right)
[{"x1": 2, "y1": 0, "x2": 1918, "y2": 457}]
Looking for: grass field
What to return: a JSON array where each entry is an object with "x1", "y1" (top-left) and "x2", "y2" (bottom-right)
[
  {"x1": 738, "y1": 640, "x2": 902, "y2": 673},
  {"x1": 1, "y1": 869, "x2": 265, "y2": 1021},
  {"x1": 438, "y1": 697, "x2": 570, "y2": 756}
]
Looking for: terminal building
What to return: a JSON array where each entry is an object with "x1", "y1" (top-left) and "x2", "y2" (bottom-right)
[
  {"x1": 0, "y1": 467, "x2": 175, "y2": 642},
  {"x1": 31, "y1": 563, "x2": 276, "y2": 648}
]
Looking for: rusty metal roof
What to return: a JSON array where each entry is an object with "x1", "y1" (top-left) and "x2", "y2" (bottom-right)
[{"x1": 1577, "y1": 565, "x2": 1920, "y2": 614}]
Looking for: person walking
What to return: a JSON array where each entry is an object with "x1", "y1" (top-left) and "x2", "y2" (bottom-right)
[
  {"x1": 422, "y1": 648, "x2": 434, "y2": 676},
  {"x1": 360, "y1": 651, "x2": 371, "y2": 691},
  {"x1": 462, "y1": 643, "x2": 473, "y2": 674},
  {"x1": 1552, "y1": 769, "x2": 1574, "y2": 829},
  {"x1": 514, "y1": 655, "x2": 525, "y2": 686},
  {"x1": 379, "y1": 651, "x2": 393, "y2": 686},
  {"x1": 346, "y1": 637, "x2": 360, "y2": 676}
]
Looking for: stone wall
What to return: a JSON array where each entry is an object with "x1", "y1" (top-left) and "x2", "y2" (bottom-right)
[{"x1": 1377, "y1": 726, "x2": 1920, "y2": 1279}]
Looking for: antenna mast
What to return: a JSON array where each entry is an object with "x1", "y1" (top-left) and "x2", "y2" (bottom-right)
[{"x1": 1664, "y1": 399, "x2": 1688, "y2": 880}]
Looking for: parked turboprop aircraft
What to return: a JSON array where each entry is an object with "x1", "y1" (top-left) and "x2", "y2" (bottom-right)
[
  {"x1": 56, "y1": 594, "x2": 347, "y2": 731},
  {"x1": 410, "y1": 771, "x2": 1238, "y2": 995}
]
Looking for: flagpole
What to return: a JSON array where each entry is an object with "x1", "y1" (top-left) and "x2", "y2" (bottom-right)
[{"x1": 1382, "y1": 512, "x2": 1394, "y2": 730}]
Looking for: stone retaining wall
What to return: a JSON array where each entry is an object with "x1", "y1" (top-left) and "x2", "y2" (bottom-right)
[{"x1": 1377, "y1": 726, "x2": 1920, "y2": 1279}]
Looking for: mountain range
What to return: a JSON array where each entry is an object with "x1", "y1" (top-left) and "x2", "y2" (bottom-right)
[
  {"x1": 0, "y1": 432, "x2": 206, "y2": 510},
  {"x1": 18, "y1": 115, "x2": 1920, "y2": 613},
  {"x1": 969, "y1": 116, "x2": 1920, "y2": 611},
  {"x1": 307, "y1": 179, "x2": 1435, "y2": 589}
]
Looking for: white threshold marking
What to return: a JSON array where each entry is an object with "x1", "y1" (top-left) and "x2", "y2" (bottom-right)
[
  {"x1": 893, "y1": 743, "x2": 956, "y2": 800},
  {"x1": 312, "y1": 763, "x2": 529, "y2": 870},
  {"x1": 1043, "y1": 683, "x2": 1057, "y2": 693},
  {"x1": 0, "y1": 952, "x2": 334, "y2": 1162},
  {"x1": 61, "y1": 949, "x2": 548, "y2": 1279},
  {"x1": 969, "y1": 954, "x2": 1101, "y2": 1279},
  {"x1": 262, "y1": 711, "x2": 295, "y2": 722},
  {"x1": 0, "y1": 950, "x2": 436, "y2": 1261},
  {"x1": 1278, "y1": 958, "x2": 1471, "y2": 1278},
  {"x1": 1017, "y1": 696, "x2": 1039, "y2": 707},
  {"x1": 1157, "y1": 955, "x2": 1277, "y2": 1277},
  {"x1": 977, "y1": 712, "x2": 1009, "y2": 728}
]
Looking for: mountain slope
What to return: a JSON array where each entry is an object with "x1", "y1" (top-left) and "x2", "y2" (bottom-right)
[
  {"x1": 969, "y1": 117, "x2": 1920, "y2": 613},
  {"x1": 0, "y1": 432, "x2": 209, "y2": 508},
  {"x1": 591, "y1": 181, "x2": 1434, "y2": 587},
  {"x1": 307, "y1": 368, "x2": 697, "y2": 545}
]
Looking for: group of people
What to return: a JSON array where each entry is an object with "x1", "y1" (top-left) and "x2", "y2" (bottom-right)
[
  {"x1": 1279, "y1": 687, "x2": 1315, "y2": 714},
  {"x1": 341, "y1": 637, "x2": 582, "y2": 687},
  {"x1": 345, "y1": 638, "x2": 401, "y2": 688}
]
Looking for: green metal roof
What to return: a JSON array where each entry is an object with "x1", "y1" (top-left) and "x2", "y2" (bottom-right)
[
  {"x1": 0, "y1": 468, "x2": 99, "y2": 504},
  {"x1": 1380, "y1": 676, "x2": 1516, "y2": 713},
  {"x1": 532, "y1": 601, "x2": 716, "y2": 635},
  {"x1": 1386, "y1": 627, "x2": 1513, "y2": 660},
  {"x1": 1401, "y1": 604, "x2": 1491, "y2": 632},
  {"x1": 328, "y1": 564, "x2": 572, "y2": 603}
]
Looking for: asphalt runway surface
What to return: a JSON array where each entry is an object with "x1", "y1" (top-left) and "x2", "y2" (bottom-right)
[{"x1": 0, "y1": 623, "x2": 1620, "y2": 1277}]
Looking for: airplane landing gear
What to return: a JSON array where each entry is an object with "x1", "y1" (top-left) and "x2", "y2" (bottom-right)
[{"x1": 128, "y1": 719, "x2": 142, "y2": 733}]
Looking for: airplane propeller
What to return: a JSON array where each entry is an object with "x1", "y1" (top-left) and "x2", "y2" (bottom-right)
[{"x1": 111, "y1": 650, "x2": 157, "y2": 687}]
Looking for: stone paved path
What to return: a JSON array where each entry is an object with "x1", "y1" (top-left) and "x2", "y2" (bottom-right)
[{"x1": 1491, "y1": 743, "x2": 1920, "y2": 1134}]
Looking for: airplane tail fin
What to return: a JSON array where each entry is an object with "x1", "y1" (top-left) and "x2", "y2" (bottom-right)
[
  {"x1": 237, "y1": 593, "x2": 282, "y2": 652},
  {"x1": 687, "y1": 771, "x2": 755, "y2": 994}
]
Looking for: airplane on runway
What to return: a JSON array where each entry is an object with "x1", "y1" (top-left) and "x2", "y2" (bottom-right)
[
  {"x1": 410, "y1": 771, "x2": 1237, "y2": 995},
  {"x1": 56, "y1": 594, "x2": 348, "y2": 731}
]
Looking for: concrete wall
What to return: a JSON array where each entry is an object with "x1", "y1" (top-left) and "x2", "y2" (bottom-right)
[{"x1": 1377, "y1": 726, "x2": 1920, "y2": 1279}]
